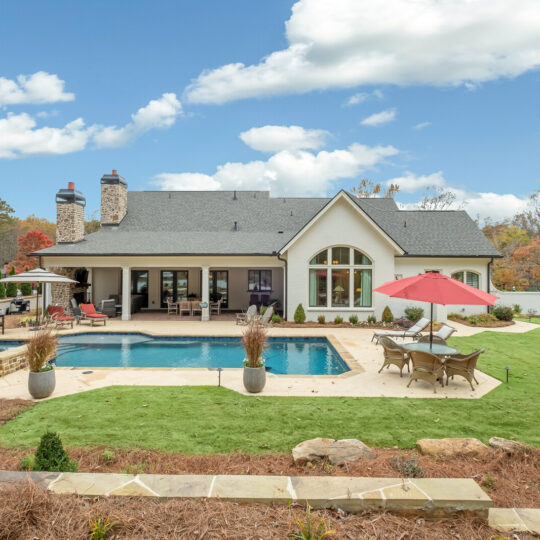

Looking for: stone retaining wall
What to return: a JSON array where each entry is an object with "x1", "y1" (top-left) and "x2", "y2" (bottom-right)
[{"x1": 0, "y1": 346, "x2": 27, "y2": 377}]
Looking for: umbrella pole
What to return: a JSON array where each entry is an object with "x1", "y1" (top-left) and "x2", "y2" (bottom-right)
[{"x1": 430, "y1": 303, "x2": 433, "y2": 349}]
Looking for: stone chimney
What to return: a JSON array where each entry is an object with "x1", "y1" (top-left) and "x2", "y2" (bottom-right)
[
  {"x1": 100, "y1": 169, "x2": 127, "y2": 225},
  {"x1": 56, "y1": 182, "x2": 86, "y2": 243}
]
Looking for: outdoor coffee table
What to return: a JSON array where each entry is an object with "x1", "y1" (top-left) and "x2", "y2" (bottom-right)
[{"x1": 402, "y1": 342, "x2": 459, "y2": 359}]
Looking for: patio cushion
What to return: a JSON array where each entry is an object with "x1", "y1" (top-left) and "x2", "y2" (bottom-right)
[{"x1": 80, "y1": 304, "x2": 108, "y2": 318}]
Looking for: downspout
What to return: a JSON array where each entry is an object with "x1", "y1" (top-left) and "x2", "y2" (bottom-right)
[
  {"x1": 276, "y1": 252, "x2": 287, "y2": 320},
  {"x1": 487, "y1": 257, "x2": 494, "y2": 313}
]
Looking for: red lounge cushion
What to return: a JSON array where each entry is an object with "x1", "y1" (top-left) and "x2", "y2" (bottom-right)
[
  {"x1": 86, "y1": 313, "x2": 107, "y2": 318},
  {"x1": 57, "y1": 316, "x2": 75, "y2": 321}
]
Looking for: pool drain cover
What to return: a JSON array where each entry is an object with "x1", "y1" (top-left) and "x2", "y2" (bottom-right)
[{"x1": 82, "y1": 370, "x2": 93, "y2": 375}]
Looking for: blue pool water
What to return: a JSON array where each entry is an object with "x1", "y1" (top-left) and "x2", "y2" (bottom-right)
[
  {"x1": 54, "y1": 334, "x2": 349, "y2": 375},
  {"x1": 0, "y1": 341, "x2": 23, "y2": 352}
]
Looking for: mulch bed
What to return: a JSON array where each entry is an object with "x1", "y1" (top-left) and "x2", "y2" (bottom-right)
[
  {"x1": 1, "y1": 446, "x2": 538, "y2": 509},
  {"x1": 448, "y1": 317, "x2": 515, "y2": 328},
  {"x1": 0, "y1": 399, "x2": 34, "y2": 426},
  {"x1": 0, "y1": 481, "x2": 516, "y2": 540}
]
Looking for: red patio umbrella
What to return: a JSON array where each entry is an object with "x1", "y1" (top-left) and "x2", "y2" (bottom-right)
[{"x1": 374, "y1": 272, "x2": 498, "y2": 347}]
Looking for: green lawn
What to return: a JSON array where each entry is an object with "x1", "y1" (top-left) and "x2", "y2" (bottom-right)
[
  {"x1": 516, "y1": 316, "x2": 540, "y2": 325},
  {"x1": 1, "y1": 329, "x2": 538, "y2": 453}
]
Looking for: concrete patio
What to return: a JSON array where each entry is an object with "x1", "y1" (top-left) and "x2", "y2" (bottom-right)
[{"x1": 2, "y1": 319, "x2": 530, "y2": 401}]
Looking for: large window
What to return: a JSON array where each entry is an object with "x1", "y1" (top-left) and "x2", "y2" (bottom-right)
[
  {"x1": 248, "y1": 270, "x2": 272, "y2": 292},
  {"x1": 309, "y1": 247, "x2": 372, "y2": 308},
  {"x1": 451, "y1": 270, "x2": 480, "y2": 289},
  {"x1": 131, "y1": 270, "x2": 148, "y2": 308}
]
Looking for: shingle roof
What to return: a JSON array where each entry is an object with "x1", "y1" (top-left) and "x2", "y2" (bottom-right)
[{"x1": 36, "y1": 190, "x2": 500, "y2": 258}]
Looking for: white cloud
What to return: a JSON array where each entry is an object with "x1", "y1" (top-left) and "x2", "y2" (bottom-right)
[
  {"x1": 361, "y1": 109, "x2": 396, "y2": 126},
  {"x1": 239, "y1": 125, "x2": 329, "y2": 153},
  {"x1": 93, "y1": 93, "x2": 182, "y2": 148},
  {"x1": 386, "y1": 171, "x2": 445, "y2": 193},
  {"x1": 153, "y1": 128, "x2": 398, "y2": 196},
  {"x1": 0, "y1": 72, "x2": 74, "y2": 106},
  {"x1": 413, "y1": 121, "x2": 431, "y2": 130},
  {"x1": 345, "y1": 89, "x2": 384, "y2": 106},
  {"x1": 0, "y1": 93, "x2": 182, "y2": 158},
  {"x1": 185, "y1": 0, "x2": 540, "y2": 104}
]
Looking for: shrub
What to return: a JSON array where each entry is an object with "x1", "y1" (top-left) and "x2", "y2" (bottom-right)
[
  {"x1": 33, "y1": 432, "x2": 77, "y2": 472},
  {"x1": 19, "y1": 455, "x2": 34, "y2": 471},
  {"x1": 367, "y1": 315, "x2": 376, "y2": 324},
  {"x1": 26, "y1": 328, "x2": 57, "y2": 373},
  {"x1": 20, "y1": 282, "x2": 32, "y2": 296},
  {"x1": 121, "y1": 462, "x2": 147, "y2": 475},
  {"x1": 0, "y1": 282, "x2": 6, "y2": 298},
  {"x1": 392, "y1": 457, "x2": 424, "y2": 478},
  {"x1": 292, "y1": 504, "x2": 335, "y2": 540},
  {"x1": 317, "y1": 315, "x2": 326, "y2": 324},
  {"x1": 271, "y1": 313, "x2": 281, "y2": 324},
  {"x1": 492, "y1": 305, "x2": 514, "y2": 321},
  {"x1": 294, "y1": 304, "x2": 306, "y2": 324},
  {"x1": 513, "y1": 304, "x2": 522, "y2": 315},
  {"x1": 242, "y1": 322, "x2": 267, "y2": 368},
  {"x1": 448, "y1": 312, "x2": 467, "y2": 320},
  {"x1": 349, "y1": 315, "x2": 358, "y2": 325},
  {"x1": 6, "y1": 282, "x2": 17, "y2": 298},
  {"x1": 404, "y1": 306, "x2": 424, "y2": 323},
  {"x1": 260, "y1": 306, "x2": 267, "y2": 316},
  {"x1": 334, "y1": 316, "x2": 344, "y2": 324},
  {"x1": 468, "y1": 313, "x2": 497, "y2": 326},
  {"x1": 101, "y1": 449, "x2": 116, "y2": 463},
  {"x1": 381, "y1": 306, "x2": 394, "y2": 323}
]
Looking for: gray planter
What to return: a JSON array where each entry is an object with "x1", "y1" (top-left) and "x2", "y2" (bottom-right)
[
  {"x1": 243, "y1": 365, "x2": 266, "y2": 393},
  {"x1": 28, "y1": 369, "x2": 56, "y2": 399}
]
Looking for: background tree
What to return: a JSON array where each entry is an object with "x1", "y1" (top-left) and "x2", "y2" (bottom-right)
[
  {"x1": 6, "y1": 266, "x2": 18, "y2": 297},
  {"x1": 512, "y1": 189, "x2": 540, "y2": 237},
  {"x1": 84, "y1": 209, "x2": 101, "y2": 234},
  {"x1": 352, "y1": 178, "x2": 400, "y2": 198},
  {"x1": 0, "y1": 198, "x2": 15, "y2": 234},
  {"x1": 5, "y1": 230, "x2": 53, "y2": 274},
  {"x1": 418, "y1": 185, "x2": 460, "y2": 210}
]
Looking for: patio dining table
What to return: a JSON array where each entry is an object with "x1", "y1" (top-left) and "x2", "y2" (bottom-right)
[{"x1": 402, "y1": 342, "x2": 459, "y2": 358}]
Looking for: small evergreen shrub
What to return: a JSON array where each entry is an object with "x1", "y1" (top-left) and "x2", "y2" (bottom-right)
[
  {"x1": 334, "y1": 316, "x2": 344, "y2": 324},
  {"x1": 404, "y1": 306, "x2": 424, "y2": 323},
  {"x1": 381, "y1": 306, "x2": 394, "y2": 323},
  {"x1": 317, "y1": 315, "x2": 326, "y2": 324},
  {"x1": 492, "y1": 305, "x2": 514, "y2": 321},
  {"x1": 294, "y1": 304, "x2": 306, "y2": 324},
  {"x1": 0, "y1": 282, "x2": 6, "y2": 298},
  {"x1": 19, "y1": 455, "x2": 34, "y2": 471},
  {"x1": 32, "y1": 432, "x2": 77, "y2": 472},
  {"x1": 6, "y1": 282, "x2": 17, "y2": 298},
  {"x1": 448, "y1": 312, "x2": 467, "y2": 320},
  {"x1": 513, "y1": 304, "x2": 522, "y2": 315},
  {"x1": 271, "y1": 313, "x2": 281, "y2": 324},
  {"x1": 468, "y1": 313, "x2": 497, "y2": 325},
  {"x1": 20, "y1": 282, "x2": 32, "y2": 296},
  {"x1": 392, "y1": 457, "x2": 424, "y2": 478},
  {"x1": 348, "y1": 315, "x2": 358, "y2": 325},
  {"x1": 260, "y1": 306, "x2": 267, "y2": 315},
  {"x1": 367, "y1": 315, "x2": 376, "y2": 324}
]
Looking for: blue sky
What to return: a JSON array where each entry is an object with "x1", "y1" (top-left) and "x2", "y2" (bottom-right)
[{"x1": 1, "y1": 0, "x2": 539, "y2": 222}]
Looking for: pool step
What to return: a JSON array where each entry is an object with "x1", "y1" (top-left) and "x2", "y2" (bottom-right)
[{"x1": 0, "y1": 471, "x2": 492, "y2": 518}]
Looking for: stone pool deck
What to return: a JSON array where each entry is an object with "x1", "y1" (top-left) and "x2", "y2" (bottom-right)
[
  {"x1": 0, "y1": 470, "x2": 493, "y2": 518},
  {"x1": 1, "y1": 319, "x2": 533, "y2": 401}
]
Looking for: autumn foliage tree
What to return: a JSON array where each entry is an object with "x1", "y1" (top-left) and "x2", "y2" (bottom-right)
[{"x1": 5, "y1": 230, "x2": 53, "y2": 274}]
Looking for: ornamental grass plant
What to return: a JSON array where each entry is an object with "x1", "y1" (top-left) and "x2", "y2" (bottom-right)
[
  {"x1": 242, "y1": 321, "x2": 267, "y2": 368},
  {"x1": 26, "y1": 328, "x2": 57, "y2": 373}
]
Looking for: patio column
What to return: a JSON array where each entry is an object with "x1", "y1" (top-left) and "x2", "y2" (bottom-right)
[
  {"x1": 121, "y1": 266, "x2": 131, "y2": 321},
  {"x1": 201, "y1": 265, "x2": 210, "y2": 321}
]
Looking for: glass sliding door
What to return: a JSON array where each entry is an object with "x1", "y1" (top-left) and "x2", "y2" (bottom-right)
[
  {"x1": 131, "y1": 270, "x2": 149, "y2": 308},
  {"x1": 160, "y1": 270, "x2": 189, "y2": 307},
  {"x1": 209, "y1": 270, "x2": 228, "y2": 308}
]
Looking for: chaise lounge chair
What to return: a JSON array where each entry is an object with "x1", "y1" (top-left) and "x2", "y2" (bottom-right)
[
  {"x1": 257, "y1": 305, "x2": 274, "y2": 327},
  {"x1": 47, "y1": 305, "x2": 75, "y2": 329},
  {"x1": 372, "y1": 317, "x2": 431, "y2": 343},
  {"x1": 445, "y1": 348, "x2": 484, "y2": 391},
  {"x1": 236, "y1": 304, "x2": 257, "y2": 326},
  {"x1": 378, "y1": 336, "x2": 410, "y2": 377},
  {"x1": 80, "y1": 303, "x2": 108, "y2": 326}
]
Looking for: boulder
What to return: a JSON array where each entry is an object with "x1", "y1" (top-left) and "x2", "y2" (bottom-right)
[
  {"x1": 416, "y1": 438, "x2": 490, "y2": 458},
  {"x1": 292, "y1": 437, "x2": 375, "y2": 465},
  {"x1": 489, "y1": 437, "x2": 528, "y2": 453}
]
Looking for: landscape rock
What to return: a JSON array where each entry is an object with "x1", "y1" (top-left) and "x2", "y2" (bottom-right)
[
  {"x1": 292, "y1": 438, "x2": 375, "y2": 465},
  {"x1": 489, "y1": 437, "x2": 528, "y2": 453},
  {"x1": 416, "y1": 438, "x2": 490, "y2": 458}
]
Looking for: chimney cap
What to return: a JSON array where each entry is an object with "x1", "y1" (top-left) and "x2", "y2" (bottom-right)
[
  {"x1": 101, "y1": 170, "x2": 127, "y2": 186},
  {"x1": 56, "y1": 185, "x2": 86, "y2": 206}
]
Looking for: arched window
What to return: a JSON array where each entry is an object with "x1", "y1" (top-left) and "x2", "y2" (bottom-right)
[
  {"x1": 451, "y1": 270, "x2": 480, "y2": 289},
  {"x1": 309, "y1": 247, "x2": 373, "y2": 308}
]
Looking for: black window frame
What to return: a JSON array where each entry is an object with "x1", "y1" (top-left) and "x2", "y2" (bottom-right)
[{"x1": 248, "y1": 269, "x2": 272, "y2": 292}]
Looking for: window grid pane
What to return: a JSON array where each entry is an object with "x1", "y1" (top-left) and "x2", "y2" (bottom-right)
[
  {"x1": 310, "y1": 250, "x2": 328, "y2": 265},
  {"x1": 331, "y1": 269, "x2": 350, "y2": 307},
  {"x1": 466, "y1": 272, "x2": 479, "y2": 288},
  {"x1": 309, "y1": 269, "x2": 327, "y2": 307},
  {"x1": 354, "y1": 250, "x2": 372, "y2": 265},
  {"x1": 331, "y1": 247, "x2": 350, "y2": 265}
]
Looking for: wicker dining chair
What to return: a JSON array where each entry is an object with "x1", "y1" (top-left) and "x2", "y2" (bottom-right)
[
  {"x1": 378, "y1": 336, "x2": 410, "y2": 377},
  {"x1": 445, "y1": 349, "x2": 484, "y2": 391},
  {"x1": 416, "y1": 335, "x2": 448, "y2": 346},
  {"x1": 407, "y1": 350, "x2": 445, "y2": 393}
]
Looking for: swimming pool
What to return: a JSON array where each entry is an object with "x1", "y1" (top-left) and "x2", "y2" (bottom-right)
[
  {"x1": 0, "y1": 341, "x2": 23, "y2": 353},
  {"x1": 54, "y1": 334, "x2": 350, "y2": 375}
]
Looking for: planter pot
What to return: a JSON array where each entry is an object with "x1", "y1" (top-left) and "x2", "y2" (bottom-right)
[
  {"x1": 28, "y1": 369, "x2": 56, "y2": 399},
  {"x1": 243, "y1": 365, "x2": 266, "y2": 393}
]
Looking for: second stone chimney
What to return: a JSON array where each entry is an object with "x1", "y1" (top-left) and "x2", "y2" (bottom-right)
[
  {"x1": 100, "y1": 169, "x2": 127, "y2": 225},
  {"x1": 56, "y1": 182, "x2": 86, "y2": 243}
]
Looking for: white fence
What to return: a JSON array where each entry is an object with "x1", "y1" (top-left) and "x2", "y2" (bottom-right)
[{"x1": 492, "y1": 289, "x2": 540, "y2": 314}]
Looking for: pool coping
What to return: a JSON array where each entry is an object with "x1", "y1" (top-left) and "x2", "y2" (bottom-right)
[{"x1": 1, "y1": 331, "x2": 363, "y2": 379}]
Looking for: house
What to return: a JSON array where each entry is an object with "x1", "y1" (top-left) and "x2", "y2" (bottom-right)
[{"x1": 36, "y1": 171, "x2": 500, "y2": 321}]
